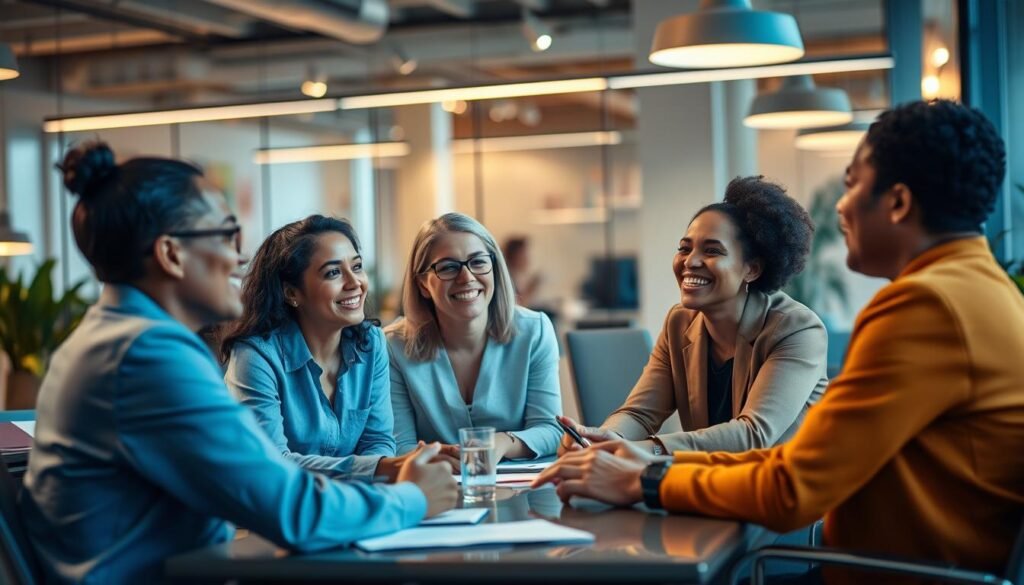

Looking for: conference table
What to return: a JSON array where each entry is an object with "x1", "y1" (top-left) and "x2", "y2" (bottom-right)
[{"x1": 164, "y1": 485, "x2": 751, "y2": 584}]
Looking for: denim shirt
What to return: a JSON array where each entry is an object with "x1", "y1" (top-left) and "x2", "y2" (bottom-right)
[
  {"x1": 21, "y1": 285, "x2": 426, "y2": 585},
  {"x1": 386, "y1": 307, "x2": 563, "y2": 457},
  {"x1": 225, "y1": 319, "x2": 395, "y2": 479}
]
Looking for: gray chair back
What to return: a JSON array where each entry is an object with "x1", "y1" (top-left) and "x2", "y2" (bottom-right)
[
  {"x1": 565, "y1": 328, "x2": 653, "y2": 426},
  {"x1": 0, "y1": 459, "x2": 39, "y2": 585}
]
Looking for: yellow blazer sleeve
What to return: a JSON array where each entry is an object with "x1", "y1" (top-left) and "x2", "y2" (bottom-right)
[
  {"x1": 602, "y1": 308, "x2": 678, "y2": 439},
  {"x1": 659, "y1": 280, "x2": 971, "y2": 532},
  {"x1": 673, "y1": 448, "x2": 772, "y2": 466}
]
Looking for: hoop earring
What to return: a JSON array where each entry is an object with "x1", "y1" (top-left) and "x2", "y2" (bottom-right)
[{"x1": 745, "y1": 282, "x2": 750, "y2": 293}]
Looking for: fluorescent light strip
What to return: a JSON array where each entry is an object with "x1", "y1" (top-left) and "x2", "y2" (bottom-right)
[
  {"x1": 43, "y1": 99, "x2": 337, "y2": 133},
  {"x1": 608, "y1": 56, "x2": 894, "y2": 90},
  {"x1": 340, "y1": 78, "x2": 608, "y2": 110},
  {"x1": 451, "y1": 131, "x2": 622, "y2": 154},
  {"x1": 254, "y1": 142, "x2": 411, "y2": 164}
]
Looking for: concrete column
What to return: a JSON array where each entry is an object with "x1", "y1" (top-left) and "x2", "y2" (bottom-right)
[{"x1": 393, "y1": 103, "x2": 454, "y2": 272}]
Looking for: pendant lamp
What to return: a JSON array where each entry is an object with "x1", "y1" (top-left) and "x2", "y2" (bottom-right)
[
  {"x1": 0, "y1": 43, "x2": 20, "y2": 81},
  {"x1": 794, "y1": 122, "x2": 869, "y2": 151},
  {"x1": 745, "y1": 75, "x2": 853, "y2": 130},
  {"x1": 649, "y1": 0, "x2": 804, "y2": 69}
]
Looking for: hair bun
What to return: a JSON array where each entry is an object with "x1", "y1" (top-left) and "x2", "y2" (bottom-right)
[{"x1": 60, "y1": 141, "x2": 117, "y2": 199}]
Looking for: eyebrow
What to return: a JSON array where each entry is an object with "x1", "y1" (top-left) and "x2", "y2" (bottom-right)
[
  {"x1": 680, "y1": 238, "x2": 726, "y2": 246},
  {"x1": 319, "y1": 255, "x2": 362, "y2": 272},
  {"x1": 435, "y1": 251, "x2": 489, "y2": 263},
  {"x1": 220, "y1": 215, "x2": 238, "y2": 225}
]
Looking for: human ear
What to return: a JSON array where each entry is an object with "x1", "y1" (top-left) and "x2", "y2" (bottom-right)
[
  {"x1": 152, "y1": 236, "x2": 186, "y2": 281},
  {"x1": 887, "y1": 183, "x2": 914, "y2": 225}
]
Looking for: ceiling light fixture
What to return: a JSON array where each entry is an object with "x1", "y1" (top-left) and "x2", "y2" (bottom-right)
[
  {"x1": 340, "y1": 77, "x2": 607, "y2": 109},
  {"x1": 391, "y1": 45, "x2": 418, "y2": 76},
  {"x1": 451, "y1": 131, "x2": 621, "y2": 154},
  {"x1": 253, "y1": 142, "x2": 410, "y2": 164},
  {"x1": 649, "y1": 0, "x2": 804, "y2": 69},
  {"x1": 744, "y1": 75, "x2": 853, "y2": 130},
  {"x1": 43, "y1": 99, "x2": 337, "y2": 133},
  {"x1": 0, "y1": 43, "x2": 19, "y2": 81},
  {"x1": 794, "y1": 122, "x2": 869, "y2": 151},
  {"x1": 609, "y1": 55, "x2": 893, "y2": 89},
  {"x1": 522, "y1": 9, "x2": 553, "y2": 52}
]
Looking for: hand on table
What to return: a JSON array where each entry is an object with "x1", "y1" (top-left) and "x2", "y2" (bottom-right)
[
  {"x1": 376, "y1": 441, "x2": 462, "y2": 481},
  {"x1": 396, "y1": 442, "x2": 458, "y2": 518},
  {"x1": 556, "y1": 415, "x2": 622, "y2": 456},
  {"x1": 531, "y1": 441, "x2": 649, "y2": 506}
]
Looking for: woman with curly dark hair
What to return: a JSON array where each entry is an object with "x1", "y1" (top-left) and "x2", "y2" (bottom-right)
[
  {"x1": 221, "y1": 215, "x2": 433, "y2": 481},
  {"x1": 558, "y1": 176, "x2": 828, "y2": 455}
]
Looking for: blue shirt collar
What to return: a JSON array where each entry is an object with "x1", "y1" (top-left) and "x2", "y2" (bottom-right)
[
  {"x1": 274, "y1": 318, "x2": 366, "y2": 373},
  {"x1": 100, "y1": 284, "x2": 182, "y2": 326}
]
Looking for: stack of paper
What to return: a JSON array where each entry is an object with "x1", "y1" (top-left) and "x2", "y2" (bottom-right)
[
  {"x1": 0, "y1": 422, "x2": 34, "y2": 454},
  {"x1": 453, "y1": 472, "x2": 540, "y2": 486},
  {"x1": 419, "y1": 508, "x2": 489, "y2": 526},
  {"x1": 355, "y1": 519, "x2": 594, "y2": 553},
  {"x1": 497, "y1": 460, "x2": 554, "y2": 473}
]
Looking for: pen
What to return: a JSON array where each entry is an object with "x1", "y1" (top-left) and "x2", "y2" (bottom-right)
[{"x1": 555, "y1": 417, "x2": 592, "y2": 448}]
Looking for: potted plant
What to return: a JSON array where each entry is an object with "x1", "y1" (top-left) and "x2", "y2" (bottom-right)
[
  {"x1": 0, "y1": 259, "x2": 90, "y2": 409},
  {"x1": 786, "y1": 178, "x2": 850, "y2": 320}
]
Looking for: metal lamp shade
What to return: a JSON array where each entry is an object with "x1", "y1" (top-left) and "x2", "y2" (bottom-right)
[
  {"x1": 649, "y1": 0, "x2": 804, "y2": 69},
  {"x1": 0, "y1": 211, "x2": 32, "y2": 256},
  {"x1": 795, "y1": 122, "x2": 870, "y2": 152},
  {"x1": 745, "y1": 75, "x2": 853, "y2": 130},
  {"x1": 0, "y1": 44, "x2": 19, "y2": 81}
]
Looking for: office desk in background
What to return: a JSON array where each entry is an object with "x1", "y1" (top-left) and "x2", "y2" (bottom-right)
[{"x1": 165, "y1": 486, "x2": 749, "y2": 584}]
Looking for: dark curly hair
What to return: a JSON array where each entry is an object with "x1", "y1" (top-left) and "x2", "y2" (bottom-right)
[
  {"x1": 219, "y1": 215, "x2": 378, "y2": 361},
  {"x1": 58, "y1": 141, "x2": 209, "y2": 283},
  {"x1": 865, "y1": 99, "x2": 1005, "y2": 233},
  {"x1": 693, "y1": 176, "x2": 813, "y2": 292}
]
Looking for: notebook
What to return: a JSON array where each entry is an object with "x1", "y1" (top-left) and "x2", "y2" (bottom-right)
[
  {"x1": 354, "y1": 519, "x2": 595, "y2": 553},
  {"x1": 0, "y1": 422, "x2": 33, "y2": 454}
]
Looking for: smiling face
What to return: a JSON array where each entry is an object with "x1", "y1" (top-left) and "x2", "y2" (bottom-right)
[
  {"x1": 417, "y1": 231, "x2": 495, "y2": 325},
  {"x1": 177, "y1": 188, "x2": 246, "y2": 325},
  {"x1": 837, "y1": 141, "x2": 899, "y2": 278},
  {"x1": 285, "y1": 231, "x2": 369, "y2": 330},
  {"x1": 673, "y1": 210, "x2": 760, "y2": 312}
]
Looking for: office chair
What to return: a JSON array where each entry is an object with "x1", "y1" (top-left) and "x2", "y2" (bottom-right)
[
  {"x1": 565, "y1": 328, "x2": 653, "y2": 426},
  {"x1": 732, "y1": 518, "x2": 1024, "y2": 585},
  {"x1": 0, "y1": 458, "x2": 40, "y2": 585}
]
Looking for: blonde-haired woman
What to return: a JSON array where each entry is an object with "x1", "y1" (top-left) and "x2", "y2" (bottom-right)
[{"x1": 385, "y1": 212, "x2": 562, "y2": 460}]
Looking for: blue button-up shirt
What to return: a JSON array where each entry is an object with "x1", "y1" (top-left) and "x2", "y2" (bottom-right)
[
  {"x1": 22, "y1": 285, "x2": 426, "y2": 585},
  {"x1": 225, "y1": 319, "x2": 395, "y2": 479}
]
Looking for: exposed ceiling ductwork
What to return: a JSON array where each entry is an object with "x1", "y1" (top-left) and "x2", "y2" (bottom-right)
[{"x1": 201, "y1": 0, "x2": 389, "y2": 44}]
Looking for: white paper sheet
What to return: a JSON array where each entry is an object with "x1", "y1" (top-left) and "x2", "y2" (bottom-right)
[
  {"x1": 453, "y1": 472, "x2": 539, "y2": 485},
  {"x1": 354, "y1": 519, "x2": 594, "y2": 552},
  {"x1": 419, "y1": 508, "x2": 489, "y2": 526},
  {"x1": 12, "y1": 421, "x2": 35, "y2": 437},
  {"x1": 496, "y1": 460, "x2": 553, "y2": 473}
]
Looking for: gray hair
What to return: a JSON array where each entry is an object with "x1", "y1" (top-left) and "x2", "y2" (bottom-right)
[{"x1": 389, "y1": 212, "x2": 517, "y2": 361}]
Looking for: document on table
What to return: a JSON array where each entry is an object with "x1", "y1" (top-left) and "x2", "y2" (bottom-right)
[
  {"x1": 0, "y1": 422, "x2": 33, "y2": 454},
  {"x1": 419, "y1": 508, "x2": 489, "y2": 526},
  {"x1": 453, "y1": 472, "x2": 539, "y2": 485},
  {"x1": 496, "y1": 459, "x2": 554, "y2": 473},
  {"x1": 354, "y1": 519, "x2": 595, "y2": 553}
]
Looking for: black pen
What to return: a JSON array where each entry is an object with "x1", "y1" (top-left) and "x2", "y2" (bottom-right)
[{"x1": 555, "y1": 417, "x2": 592, "y2": 448}]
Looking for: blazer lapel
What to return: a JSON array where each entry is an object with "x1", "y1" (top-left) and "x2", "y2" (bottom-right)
[
  {"x1": 682, "y1": 313, "x2": 709, "y2": 430},
  {"x1": 437, "y1": 347, "x2": 473, "y2": 432},
  {"x1": 732, "y1": 291, "x2": 770, "y2": 415}
]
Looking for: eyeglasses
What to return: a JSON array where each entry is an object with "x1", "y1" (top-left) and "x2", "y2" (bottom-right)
[
  {"x1": 422, "y1": 253, "x2": 495, "y2": 281},
  {"x1": 166, "y1": 225, "x2": 242, "y2": 254}
]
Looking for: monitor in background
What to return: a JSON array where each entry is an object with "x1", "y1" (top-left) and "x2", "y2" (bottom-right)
[{"x1": 581, "y1": 256, "x2": 639, "y2": 310}]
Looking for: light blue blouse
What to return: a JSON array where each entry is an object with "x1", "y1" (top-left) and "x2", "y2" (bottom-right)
[
  {"x1": 225, "y1": 319, "x2": 395, "y2": 479},
  {"x1": 22, "y1": 285, "x2": 425, "y2": 585},
  {"x1": 386, "y1": 307, "x2": 563, "y2": 457}
]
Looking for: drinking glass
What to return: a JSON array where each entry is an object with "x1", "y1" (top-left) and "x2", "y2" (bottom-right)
[{"x1": 458, "y1": 426, "x2": 496, "y2": 501}]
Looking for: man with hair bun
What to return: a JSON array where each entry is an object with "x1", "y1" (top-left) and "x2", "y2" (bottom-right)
[{"x1": 535, "y1": 100, "x2": 1024, "y2": 584}]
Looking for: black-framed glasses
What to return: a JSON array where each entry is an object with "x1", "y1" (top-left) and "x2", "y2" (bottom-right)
[
  {"x1": 166, "y1": 225, "x2": 242, "y2": 254},
  {"x1": 422, "y1": 253, "x2": 495, "y2": 281}
]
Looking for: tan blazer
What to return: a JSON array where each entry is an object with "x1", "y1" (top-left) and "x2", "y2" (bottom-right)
[{"x1": 603, "y1": 290, "x2": 828, "y2": 452}]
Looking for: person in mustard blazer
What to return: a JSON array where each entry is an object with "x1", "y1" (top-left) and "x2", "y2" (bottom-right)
[{"x1": 560, "y1": 175, "x2": 828, "y2": 455}]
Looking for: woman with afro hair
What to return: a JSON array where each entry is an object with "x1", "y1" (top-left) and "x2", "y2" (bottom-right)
[{"x1": 559, "y1": 175, "x2": 828, "y2": 455}]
